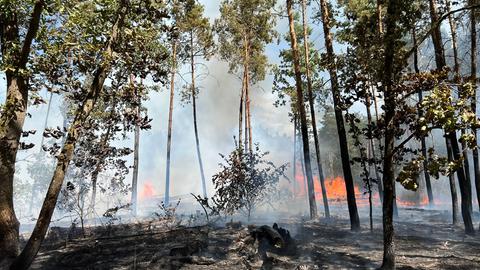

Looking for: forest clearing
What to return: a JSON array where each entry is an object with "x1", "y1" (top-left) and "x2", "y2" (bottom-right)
[{"x1": 2, "y1": 0, "x2": 480, "y2": 269}]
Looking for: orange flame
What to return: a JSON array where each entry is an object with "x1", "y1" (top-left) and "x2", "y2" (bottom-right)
[
  {"x1": 292, "y1": 163, "x2": 445, "y2": 207},
  {"x1": 140, "y1": 181, "x2": 155, "y2": 200}
]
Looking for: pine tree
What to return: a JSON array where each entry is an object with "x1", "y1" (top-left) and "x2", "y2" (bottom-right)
[{"x1": 215, "y1": 0, "x2": 277, "y2": 152}]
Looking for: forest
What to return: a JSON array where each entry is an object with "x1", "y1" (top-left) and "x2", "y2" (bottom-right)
[{"x1": 1, "y1": 0, "x2": 480, "y2": 269}]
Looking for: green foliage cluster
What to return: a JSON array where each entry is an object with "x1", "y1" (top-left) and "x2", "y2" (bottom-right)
[{"x1": 206, "y1": 145, "x2": 287, "y2": 219}]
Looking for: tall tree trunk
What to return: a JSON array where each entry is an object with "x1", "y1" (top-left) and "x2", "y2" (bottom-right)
[
  {"x1": 9, "y1": 2, "x2": 128, "y2": 268},
  {"x1": 300, "y1": 125, "x2": 308, "y2": 201},
  {"x1": 380, "y1": 0, "x2": 401, "y2": 267},
  {"x1": 190, "y1": 33, "x2": 207, "y2": 198},
  {"x1": 438, "y1": 0, "x2": 459, "y2": 224},
  {"x1": 366, "y1": 87, "x2": 383, "y2": 203},
  {"x1": 429, "y1": 0, "x2": 446, "y2": 69},
  {"x1": 367, "y1": 140, "x2": 374, "y2": 231},
  {"x1": 469, "y1": 0, "x2": 480, "y2": 213},
  {"x1": 239, "y1": 69, "x2": 245, "y2": 148},
  {"x1": 445, "y1": 134, "x2": 459, "y2": 225},
  {"x1": 412, "y1": 28, "x2": 434, "y2": 206},
  {"x1": 286, "y1": 0, "x2": 318, "y2": 219},
  {"x1": 429, "y1": 0, "x2": 474, "y2": 234},
  {"x1": 293, "y1": 117, "x2": 298, "y2": 197},
  {"x1": 452, "y1": 0, "x2": 478, "y2": 211},
  {"x1": 447, "y1": 132, "x2": 475, "y2": 234},
  {"x1": 0, "y1": 0, "x2": 44, "y2": 261},
  {"x1": 301, "y1": 0, "x2": 329, "y2": 218},
  {"x1": 376, "y1": 0, "x2": 383, "y2": 35},
  {"x1": 318, "y1": 0, "x2": 359, "y2": 229},
  {"x1": 131, "y1": 77, "x2": 140, "y2": 216},
  {"x1": 165, "y1": 41, "x2": 177, "y2": 206},
  {"x1": 244, "y1": 37, "x2": 253, "y2": 152}
]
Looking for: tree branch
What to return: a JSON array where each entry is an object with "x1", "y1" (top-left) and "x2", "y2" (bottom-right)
[
  {"x1": 404, "y1": 4, "x2": 480, "y2": 63},
  {"x1": 19, "y1": 0, "x2": 45, "y2": 68},
  {"x1": 393, "y1": 132, "x2": 416, "y2": 155}
]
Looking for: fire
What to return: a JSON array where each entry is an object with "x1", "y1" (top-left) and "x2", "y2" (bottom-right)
[
  {"x1": 292, "y1": 163, "x2": 442, "y2": 207},
  {"x1": 293, "y1": 170, "x2": 364, "y2": 204},
  {"x1": 292, "y1": 164, "x2": 381, "y2": 206},
  {"x1": 140, "y1": 181, "x2": 155, "y2": 200}
]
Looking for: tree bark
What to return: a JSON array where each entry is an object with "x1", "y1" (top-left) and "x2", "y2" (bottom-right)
[
  {"x1": 412, "y1": 27, "x2": 434, "y2": 205},
  {"x1": 444, "y1": 3, "x2": 471, "y2": 202},
  {"x1": 429, "y1": 0, "x2": 446, "y2": 69},
  {"x1": 301, "y1": 0, "x2": 329, "y2": 218},
  {"x1": 429, "y1": 0, "x2": 474, "y2": 234},
  {"x1": 0, "y1": 0, "x2": 44, "y2": 262},
  {"x1": 244, "y1": 37, "x2": 253, "y2": 152},
  {"x1": 412, "y1": 28, "x2": 434, "y2": 206},
  {"x1": 469, "y1": 0, "x2": 480, "y2": 213},
  {"x1": 380, "y1": 0, "x2": 401, "y2": 267},
  {"x1": 190, "y1": 32, "x2": 207, "y2": 198},
  {"x1": 239, "y1": 68, "x2": 245, "y2": 148},
  {"x1": 131, "y1": 76, "x2": 140, "y2": 216},
  {"x1": 318, "y1": 0, "x2": 359, "y2": 229},
  {"x1": 9, "y1": 2, "x2": 128, "y2": 268},
  {"x1": 293, "y1": 116, "x2": 298, "y2": 196},
  {"x1": 445, "y1": 134, "x2": 459, "y2": 225},
  {"x1": 366, "y1": 87, "x2": 383, "y2": 203},
  {"x1": 286, "y1": 0, "x2": 318, "y2": 219},
  {"x1": 165, "y1": 40, "x2": 177, "y2": 206},
  {"x1": 376, "y1": 0, "x2": 383, "y2": 35},
  {"x1": 447, "y1": 132, "x2": 475, "y2": 234}
]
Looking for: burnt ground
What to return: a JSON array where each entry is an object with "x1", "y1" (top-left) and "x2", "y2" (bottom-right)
[{"x1": 29, "y1": 208, "x2": 480, "y2": 270}]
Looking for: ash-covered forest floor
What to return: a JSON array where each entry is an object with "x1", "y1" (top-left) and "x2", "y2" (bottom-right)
[{"x1": 29, "y1": 207, "x2": 480, "y2": 270}]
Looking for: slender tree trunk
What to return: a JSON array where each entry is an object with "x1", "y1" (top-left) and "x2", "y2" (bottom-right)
[
  {"x1": 131, "y1": 77, "x2": 140, "y2": 216},
  {"x1": 301, "y1": 0, "x2": 329, "y2": 218},
  {"x1": 9, "y1": 3, "x2": 128, "y2": 268},
  {"x1": 412, "y1": 28, "x2": 434, "y2": 206},
  {"x1": 380, "y1": 0, "x2": 401, "y2": 267},
  {"x1": 372, "y1": 85, "x2": 398, "y2": 216},
  {"x1": 366, "y1": 88, "x2": 383, "y2": 203},
  {"x1": 469, "y1": 0, "x2": 480, "y2": 213},
  {"x1": 190, "y1": 33, "x2": 207, "y2": 198},
  {"x1": 429, "y1": 0, "x2": 446, "y2": 69},
  {"x1": 318, "y1": 0, "x2": 359, "y2": 229},
  {"x1": 286, "y1": 0, "x2": 318, "y2": 219},
  {"x1": 244, "y1": 37, "x2": 253, "y2": 152},
  {"x1": 426, "y1": 2, "x2": 460, "y2": 216},
  {"x1": 429, "y1": 0, "x2": 474, "y2": 234},
  {"x1": 447, "y1": 132, "x2": 475, "y2": 234},
  {"x1": 239, "y1": 69, "x2": 245, "y2": 148},
  {"x1": 366, "y1": 142, "x2": 373, "y2": 231},
  {"x1": 446, "y1": 0, "x2": 460, "y2": 81},
  {"x1": 244, "y1": 91, "x2": 249, "y2": 151},
  {"x1": 293, "y1": 117, "x2": 298, "y2": 197},
  {"x1": 245, "y1": 77, "x2": 252, "y2": 152},
  {"x1": 165, "y1": 41, "x2": 177, "y2": 206},
  {"x1": 376, "y1": 0, "x2": 383, "y2": 34},
  {"x1": 300, "y1": 126, "x2": 308, "y2": 200},
  {"x1": 445, "y1": 134, "x2": 459, "y2": 225},
  {"x1": 0, "y1": 0, "x2": 44, "y2": 262}
]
